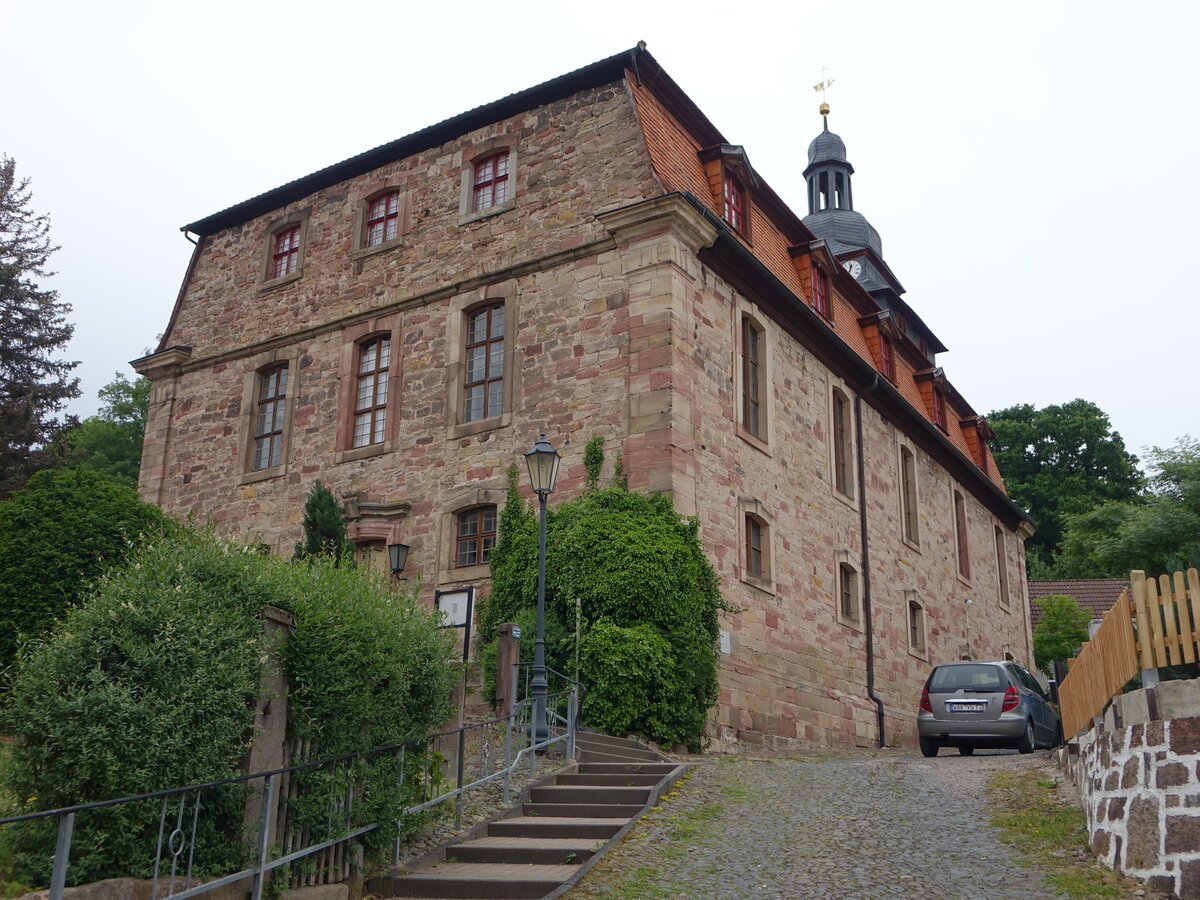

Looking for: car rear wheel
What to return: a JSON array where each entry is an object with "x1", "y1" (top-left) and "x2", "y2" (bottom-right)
[
  {"x1": 1017, "y1": 719, "x2": 1036, "y2": 754},
  {"x1": 957, "y1": 746, "x2": 974, "y2": 756},
  {"x1": 919, "y1": 736, "x2": 939, "y2": 758}
]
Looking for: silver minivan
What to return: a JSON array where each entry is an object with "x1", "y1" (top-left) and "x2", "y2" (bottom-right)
[{"x1": 917, "y1": 660, "x2": 1062, "y2": 757}]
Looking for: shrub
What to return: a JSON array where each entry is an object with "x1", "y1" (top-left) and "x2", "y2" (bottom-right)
[
  {"x1": 0, "y1": 529, "x2": 455, "y2": 886},
  {"x1": 483, "y1": 444, "x2": 727, "y2": 751},
  {"x1": 0, "y1": 468, "x2": 172, "y2": 674}
]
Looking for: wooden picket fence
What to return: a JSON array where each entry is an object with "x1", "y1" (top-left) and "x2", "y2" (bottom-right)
[{"x1": 1059, "y1": 568, "x2": 1200, "y2": 738}]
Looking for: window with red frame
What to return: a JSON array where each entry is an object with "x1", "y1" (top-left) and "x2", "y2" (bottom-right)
[
  {"x1": 353, "y1": 336, "x2": 390, "y2": 448},
  {"x1": 880, "y1": 334, "x2": 896, "y2": 382},
  {"x1": 272, "y1": 226, "x2": 300, "y2": 279},
  {"x1": 456, "y1": 506, "x2": 497, "y2": 567},
  {"x1": 723, "y1": 172, "x2": 745, "y2": 233},
  {"x1": 365, "y1": 191, "x2": 400, "y2": 246},
  {"x1": 932, "y1": 388, "x2": 947, "y2": 430},
  {"x1": 812, "y1": 267, "x2": 831, "y2": 319},
  {"x1": 472, "y1": 152, "x2": 510, "y2": 212}
]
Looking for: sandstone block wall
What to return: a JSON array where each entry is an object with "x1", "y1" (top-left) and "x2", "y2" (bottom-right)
[{"x1": 1062, "y1": 679, "x2": 1200, "y2": 898}]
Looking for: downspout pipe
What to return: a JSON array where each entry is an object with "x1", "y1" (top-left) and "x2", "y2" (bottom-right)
[{"x1": 855, "y1": 373, "x2": 886, "y2": 747}]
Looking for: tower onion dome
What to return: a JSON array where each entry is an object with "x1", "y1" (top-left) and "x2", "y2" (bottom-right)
[
  {"x1": 807, "y1": 121, "x2": 847, "y2": 165},
  {"x1": 801, "y1": 108, "x2": 882, "y2": 258}
]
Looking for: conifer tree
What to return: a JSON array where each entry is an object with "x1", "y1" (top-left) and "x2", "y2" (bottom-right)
[
  {"x1": 293, "y1": 480, "x2": 353, "y2": 563},
  {"x1": 0, "y1": 156, "x2": 80, "y2": 496}
]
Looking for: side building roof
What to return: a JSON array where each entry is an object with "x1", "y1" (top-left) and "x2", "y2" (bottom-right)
[{"x1": 1028, "y1": 579, "x2": 1129, "y2": 627}]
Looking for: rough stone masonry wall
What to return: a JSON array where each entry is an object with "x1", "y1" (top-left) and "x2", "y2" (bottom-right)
[{"x1": 1062, "y1": 679, "x2": 1200, "y2": 898}]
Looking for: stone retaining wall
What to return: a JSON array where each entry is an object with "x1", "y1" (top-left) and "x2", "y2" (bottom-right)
[{"x1": 1060, "y1": 678, "x2": 1200, "y2": 898}]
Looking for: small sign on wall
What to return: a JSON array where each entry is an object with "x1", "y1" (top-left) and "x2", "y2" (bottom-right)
[
  {"x1": 437, "y1": 588, "x2": 472, "y2": 628},
  {"x1": 719, "y1": 629, "x2": 732, "y2": 655}
]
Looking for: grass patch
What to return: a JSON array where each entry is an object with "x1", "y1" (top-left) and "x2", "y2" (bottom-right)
[{"x1": 988, "y1": 769, "x2": 1138, "y2": 899}]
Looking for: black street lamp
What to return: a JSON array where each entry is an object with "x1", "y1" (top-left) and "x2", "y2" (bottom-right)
[{"x1": 524, "y1": 432, "x2": 561, "y2": 744}]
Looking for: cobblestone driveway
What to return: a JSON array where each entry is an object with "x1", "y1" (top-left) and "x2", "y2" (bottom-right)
[{"x1": 561, "y1": 748, "x2": 1079, "y2": 900}]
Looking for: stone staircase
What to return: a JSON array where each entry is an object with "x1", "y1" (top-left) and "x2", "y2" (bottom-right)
[{"x1": 366, "y1": 731, "x2": 684, "y2": 900}]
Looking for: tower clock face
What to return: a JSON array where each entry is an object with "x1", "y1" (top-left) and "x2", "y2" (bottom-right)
[{"x1": 843, "y1": 259, "x2": 863, "y2": 279}]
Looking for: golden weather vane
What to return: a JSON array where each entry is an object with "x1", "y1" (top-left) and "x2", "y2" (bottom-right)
[{"x1": 813, "y1": 67, "x2": 834, "y2": 117}]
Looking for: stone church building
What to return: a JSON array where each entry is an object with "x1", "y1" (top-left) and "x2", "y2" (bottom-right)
[{"x1": 135, "y1": 45, "x2": 1034, "y2": 750}]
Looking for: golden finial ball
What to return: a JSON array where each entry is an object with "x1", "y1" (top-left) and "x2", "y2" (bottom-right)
[{"x1": 819, "y1": 102, "x2": 830, "y2": 116}]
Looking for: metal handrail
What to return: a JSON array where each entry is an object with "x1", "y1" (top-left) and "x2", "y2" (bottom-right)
[{"x1": 0, "y1": 684, "x2": 579, "y2": 900}]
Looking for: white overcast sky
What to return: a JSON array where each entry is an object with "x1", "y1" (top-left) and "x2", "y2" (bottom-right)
[{"x1": 3, "y1": 0, "x2": 1195, "y2": 464}]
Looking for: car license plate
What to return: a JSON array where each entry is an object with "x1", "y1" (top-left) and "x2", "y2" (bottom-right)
[{"x1": 947, "y1": 701, "x2": 986, "y2": 712}]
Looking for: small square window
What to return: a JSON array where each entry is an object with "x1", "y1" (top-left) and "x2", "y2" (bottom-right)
[
  {"x1": 272, "y1": 226, "x2": 301, "y2": 279},
  {"x1": 365, "y1": 191, "x2": 400, "y2": 247},
  {"x1": 473, "y1": 152, "x2": 510, "y2": 213}
]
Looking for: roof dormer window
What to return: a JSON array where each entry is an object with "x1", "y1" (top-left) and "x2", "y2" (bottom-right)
[{"x1": 723, "y1": 172, "x2": 746, "y2": 233}]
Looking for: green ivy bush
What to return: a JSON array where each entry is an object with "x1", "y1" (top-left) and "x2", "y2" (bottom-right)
[
  {"x1": 482, "y1": 439, "x2": 727, "y2": 751},
  {"x1": 0, "y1": 468, "x2": 172, "y2": 674},
  {"x1": 0, "y1": 528, "x2": 455, "y2": 887}
]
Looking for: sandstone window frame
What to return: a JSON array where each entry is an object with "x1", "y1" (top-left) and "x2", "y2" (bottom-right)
[
  {"x1": 239, "y1": 348, "x2": 299, "y2": 485},
  {"x1": 734, "y1": 304, "x2": 772, "y2": 451},
  {"x1": 739, "y1": 498, "x2": 774, "y2": 594},
  {"x1": 259, "y1": 211, "x2": 309, "y2": 290},
  {"x1": 334, "y1": 316, "x2": 400, "y2": 463},
  {"x1": 458, "y1": 141, "x2": 518, "y2": 225},
  {"x1": 897, "y1": 439, "x2": 921, "y2": 551},
  {"x1": 835, "y1": 551, "x2": 863, "y2": 632},
  {"x1": 439, "y1": 486, "x2": 506, "y2": 584},
  {"x1": 444, "y1": 283, "x2": 519, "y2": 440},
  {"x1": 953, "y1": 486, "x2": 972, "y2": 583},
  {"x1": 906, "y1": 590, "x2": 928, "y2": 660},
  {"x1": 828, "y1": 379, "x2": 857, "y2": 507},
  {"x1": 352, "y1": 184, "x2": 410, "y2": 259},
  {"x1": 994, "y1": 525, "x2": 1011, "y2": 610}
]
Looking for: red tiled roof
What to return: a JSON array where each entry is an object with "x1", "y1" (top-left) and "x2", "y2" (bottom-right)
[{"x1": 1028, "y1": 579, "x2": 1128, "y2": 627}]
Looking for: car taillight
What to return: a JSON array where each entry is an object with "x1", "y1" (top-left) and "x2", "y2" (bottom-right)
[
  {"x1": 920, "y1": 688, "x2": 932, "y2": 713},
  {"x1": 1001, "y1": 685, "x2": 1020, "y2": 712}
]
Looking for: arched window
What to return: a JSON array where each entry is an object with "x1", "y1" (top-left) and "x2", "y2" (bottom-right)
[
  {"x1": 464, "y1": 304, "x2": 505, "y2": 423},
  {"x1": 353, "y1": 335, "x2": 390, "y2": 448}
]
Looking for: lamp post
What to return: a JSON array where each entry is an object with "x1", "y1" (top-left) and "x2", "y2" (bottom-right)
[{"x1": 524, "y1": 432, "x2": 561, "y2": 744}]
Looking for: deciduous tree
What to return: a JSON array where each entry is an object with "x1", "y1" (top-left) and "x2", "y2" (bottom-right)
[
  {"x1": 0, "y1": 156, "x2": 79, "y2": 495},
  {"x1": 1056, "y1": 438, "x2": 1200, "y2": 578},
  {"x1": 987, "y1": 399, "x2": 1143, "y2": 572},
  {"x1": 54, "y1": 372, "x2": 149, "y2": 487},
  {"x1": 1032, "y1": 594, "x2": 1092, "y2": 674}
]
